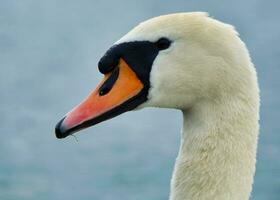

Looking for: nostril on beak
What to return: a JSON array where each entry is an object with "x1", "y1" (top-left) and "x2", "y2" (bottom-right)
[
  {"x1": 99, "y1": 67, "x2": 120, "y2": 96},
  {"x1": 99, "y1": 86, "x2": 110, "y2": 96}
]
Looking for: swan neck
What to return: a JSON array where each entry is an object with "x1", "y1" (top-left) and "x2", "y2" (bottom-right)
[{"x1": 170, "y1": 98, "x2": 259, "y2": 200}]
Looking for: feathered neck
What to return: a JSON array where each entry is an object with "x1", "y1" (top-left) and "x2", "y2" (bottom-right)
[{"x1": 169, "y1": 89, "x2": 259, "y2": 200}]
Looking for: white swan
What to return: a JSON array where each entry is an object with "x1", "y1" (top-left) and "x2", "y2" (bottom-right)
[{"x1": 55, "y1": 12, "x2": 260, "y2": 200}]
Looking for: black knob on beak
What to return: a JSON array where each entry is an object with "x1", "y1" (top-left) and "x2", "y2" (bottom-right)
[{"x1": 98, "y1": 46, "x2": 120, "y2": 74}]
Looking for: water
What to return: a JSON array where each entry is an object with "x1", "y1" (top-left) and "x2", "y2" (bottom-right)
[{"x1": 1, "y1": 0, "x2": 279, "y2": 199}]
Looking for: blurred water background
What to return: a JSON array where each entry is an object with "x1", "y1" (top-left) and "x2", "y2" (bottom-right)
[{"x1": 0, "y1": 0, "x2": 279, "y2": 199}]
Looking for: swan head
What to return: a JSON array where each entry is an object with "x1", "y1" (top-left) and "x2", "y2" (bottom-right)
[{"x1": 55, "y1": 12, "x2": 253, "y2": 138}]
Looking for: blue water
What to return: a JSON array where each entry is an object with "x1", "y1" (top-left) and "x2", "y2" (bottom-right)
[{"x1": 1, "y1": 0, "x2": 279, "y2": 199}]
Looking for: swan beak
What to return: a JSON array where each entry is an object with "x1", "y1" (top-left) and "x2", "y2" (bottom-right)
[{"x1": 55, "y1": 59, "x2": 144, "y2": 139}]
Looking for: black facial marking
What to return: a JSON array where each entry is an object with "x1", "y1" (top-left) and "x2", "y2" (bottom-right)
[
  {"x1": 98, "y1": 39, "x2": 172, "y2": 93},
  {"x1": 99, "y1": 67, "x2": 119, "y2": 96}
]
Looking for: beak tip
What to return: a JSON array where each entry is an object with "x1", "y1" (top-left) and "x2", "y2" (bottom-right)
[{"x1": 55, "y1": 117, "x2": 69, "y2": 139}]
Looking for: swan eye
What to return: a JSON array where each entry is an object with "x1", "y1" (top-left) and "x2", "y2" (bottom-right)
[{"x1": 155, "y1": 37, "x2": 171, "y2": 50}]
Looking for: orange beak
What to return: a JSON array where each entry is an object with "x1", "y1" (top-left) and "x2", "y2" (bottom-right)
[{"x1": 55, "y1": 58, "x2": 145, "y2": 138}]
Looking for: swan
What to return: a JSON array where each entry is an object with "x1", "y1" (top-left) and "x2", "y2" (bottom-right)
[{"x1": 55, "y1": 12, "x2": 260, "y2": 200}]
